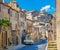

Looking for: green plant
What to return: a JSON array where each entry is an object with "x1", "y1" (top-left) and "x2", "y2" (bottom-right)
[{"x1": 2, "y1": 19, "x2": 10, "y2": 26}]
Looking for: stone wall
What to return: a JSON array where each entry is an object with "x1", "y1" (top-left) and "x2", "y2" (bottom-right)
[{"x1": 56, "y1": 0, "x2": 60, "y2": 50}]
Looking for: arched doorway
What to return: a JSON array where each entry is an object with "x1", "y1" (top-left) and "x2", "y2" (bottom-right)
[
  {"x1": 2, "y1": 31, "x2": 7, "y2": 48},
  {"x1": 16, "y1": 36, "x2": 18, "y2": 45}
]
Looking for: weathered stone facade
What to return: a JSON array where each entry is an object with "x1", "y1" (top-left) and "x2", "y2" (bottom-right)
[
  {"x1": 56, "y1": 0, "x2": 60, "y2": 50},
  {"x1": 0, "y1": 1, "x2": 22, "y2": 48}
]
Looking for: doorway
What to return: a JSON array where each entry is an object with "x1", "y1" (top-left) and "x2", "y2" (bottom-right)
[{"x1": 2, "y1": 31, "x2": 7, "y2": 48}]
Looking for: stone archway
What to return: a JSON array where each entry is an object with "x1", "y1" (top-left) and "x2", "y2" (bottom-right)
[
  {"x1": 1, "y1": 31, "x2": 7, "y2": 48},
  {"x1": 1, "y1": 26, "x2": 9, "y2": 48}
]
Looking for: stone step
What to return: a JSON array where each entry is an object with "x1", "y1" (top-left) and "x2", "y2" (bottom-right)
[{"x1": 48, "y1": 41, "x2": 57, "y2": 50}]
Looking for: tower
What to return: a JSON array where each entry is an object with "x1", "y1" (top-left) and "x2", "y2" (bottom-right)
[
  {"x1": 11, "y1": 0, "x2": 18, "y2": 7},
  {"x1": 8, "y1": 0, "x2": 18, "y2": 8}
]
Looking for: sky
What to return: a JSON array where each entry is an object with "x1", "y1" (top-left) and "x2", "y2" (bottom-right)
[{"x1": 5, "y1": 0, "x2": 56, "y2": 14}]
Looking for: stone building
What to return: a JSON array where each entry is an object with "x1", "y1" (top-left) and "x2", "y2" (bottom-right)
[
  {"x1": 18, "y1": 10, "x2": 27, "y2": 44},
  {"x1": 0, "y1": 0, "x2": 21, "y2": 48},
  {"x1": 0, "y1": 0, "x2": 31, "y2": 48},
  {"x1": 56, "y1": 0, "x2": 60, "y2": 50},
  {"x1": 25, "y1": 12, "x2": 35, "y2": 40},
  {"x1": 47, "y1": 14, "x2": 56, "y2": 41},
  {"x1": 47, "y1": 12, "x2": 57, "y2": 50}
]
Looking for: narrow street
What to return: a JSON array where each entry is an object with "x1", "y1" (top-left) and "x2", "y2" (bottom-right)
[
  {"x1": 16, "y1": 40, "x2": 47, "y2": 50},
  {"x1": 0, "y1": 0, "x2": 56, "y2": 50}
]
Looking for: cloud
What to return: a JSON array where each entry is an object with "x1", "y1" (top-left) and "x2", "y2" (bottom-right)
[{"x1": 40, "y1": 5, "x2": 51, "y2": 12}]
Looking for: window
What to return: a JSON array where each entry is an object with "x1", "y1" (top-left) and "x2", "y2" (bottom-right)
[
  {"x1": 8, "y1": 9, "x2": 12, "y2": 16},
  {"x1": 0, "y1": 0, "x2": 3, "y2": 2},
  {"x1": 17, "y1": 4, "x2": 19, "y2": 7},
  {"x1": 15, "y1": 13, "x2": 19, "y2": 20},
  {"x1": 11, "y1": 31, "x2": 16, "y2": 36},
  {"x1": 8, "y1": 9, "x2": 10, "y2": 14},
  {"x1": 21, "y1": 22, "x2": 24, "y2": 27},
  {"x1": 0, "y1": 5, "x2": 1, "y2": 12},
  {"x1": 20, "y1": 12, "x2": 25, "y2": 18},
  {"x1": 17, "y1": 13, "x2": 19, "y2": 21}
]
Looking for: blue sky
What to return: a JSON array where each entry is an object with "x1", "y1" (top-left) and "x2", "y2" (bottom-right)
[{"x1": 5, "y1": 0, "x2": 56, "y2": 14}]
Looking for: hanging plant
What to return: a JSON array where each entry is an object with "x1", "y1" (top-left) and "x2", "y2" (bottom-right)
[{"x1": 2, "y1": 19, "x2": 10, "y2": 27}]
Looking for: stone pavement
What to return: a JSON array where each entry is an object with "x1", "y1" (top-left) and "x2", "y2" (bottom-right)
[
  {"x1": 8, "y1": 44, "x2": 25, "y2": 50},
  {"x1": 0, "y1": 40, "x2": 47, "y2": 50},
  {"x1": 36, "y1": 43, "x2": 47, "y2": 50},
  {"x1": 0, "y1": 48, "x2": 7, "y2": 50},
  {"x1": 17, "y1": 40, "x2": 47, "y2": 50},
  {"x1": 0, "y1": 44, "x2": 25, "y2": 50}
]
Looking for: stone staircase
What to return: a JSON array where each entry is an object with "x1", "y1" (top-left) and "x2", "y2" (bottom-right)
[{"x1": 48, "y1": 41, "x2": 57, "y2": 50}]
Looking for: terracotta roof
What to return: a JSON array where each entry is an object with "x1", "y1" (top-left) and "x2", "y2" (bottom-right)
[{"x1": 0, "y1": 2, "x2": 21, "y2": 12}]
